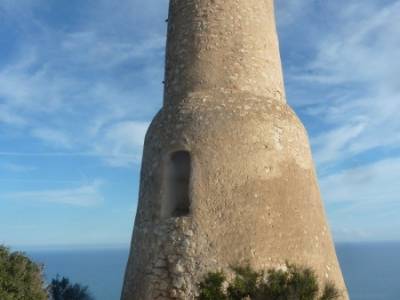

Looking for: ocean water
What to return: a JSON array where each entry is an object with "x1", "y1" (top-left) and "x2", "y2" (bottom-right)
[
  {"x1": 29, "y1": 248, "x2": 128, "y2": 300},
  {"x1": 336, "y1": 242, "x2": 400, "y2": 300},
  {"x1": 27, "y1": 242, "x2": 400, "y2": 300}
]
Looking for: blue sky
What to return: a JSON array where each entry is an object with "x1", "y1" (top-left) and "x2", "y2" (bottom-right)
[{"x1": 0, "y1": 0, "x2": 399, "y2": 248}]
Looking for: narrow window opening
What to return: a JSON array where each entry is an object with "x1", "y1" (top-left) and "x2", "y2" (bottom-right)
[{"x1": 167, "y1": 151, "x2": 191, "y2": 217}]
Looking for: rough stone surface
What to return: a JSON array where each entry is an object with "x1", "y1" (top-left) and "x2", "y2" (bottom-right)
[{"x1": 121, "y1": 1, "x2": 349, "y2": 299}]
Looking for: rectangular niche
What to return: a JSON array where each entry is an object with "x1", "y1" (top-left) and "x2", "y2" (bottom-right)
[{"x1": 162, "y1": 150, "x2": 192, "y2": 218}]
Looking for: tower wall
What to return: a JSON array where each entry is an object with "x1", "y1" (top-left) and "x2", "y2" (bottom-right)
[
  {"x1": 164, "y1": 0, "x2": 285, "y2": 106},
  {"x1": 122, "y1": 0, "x2": 349, "y2": 299}
]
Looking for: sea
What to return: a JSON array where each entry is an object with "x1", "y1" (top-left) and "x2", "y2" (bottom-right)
[{"x1": 26, "y1": 242, "x2": 400, "y2": 300}]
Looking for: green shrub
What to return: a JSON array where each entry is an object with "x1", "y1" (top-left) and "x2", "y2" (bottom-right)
[
  {"x1": 197, "y1": 263, "x2": 341, "y2": 300},
  {"x1": 260, "y1": 265, "x2": 319, "y2": 300},
  {"x1": 0, "y1": 245, "x2": 47, "y2": 300},
  {"x1": 227, "y1": 265, "x2": 261, "y2": 299},
  {"x1": 320, "y1": 283, "x2": 341, "y2": 300},
  {"x1": 198, "y1": 271, "x2": 227, "y2": 300},
  {"x1": 49, "y1": 275, "x2": 94, "y2": 300}
]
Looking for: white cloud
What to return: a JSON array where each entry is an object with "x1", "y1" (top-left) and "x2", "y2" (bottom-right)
[
  {"x1": 275, "y1": 0, "x2": 400, "y2": 241},
  {"x1": 0, "y1": 105, "x2": 27, "y2": 126},
  {"x1": 0, "y1": 5, "x2": 163, "y2": 167},
  {"x1": 276, "y1": 0, "x2": 311, "y2": 27},
  {"x1": 0, "y1": 162, "x2": 36, "y2": 173},
  {"x1": 321, "y1": 156, "x2": 400, "y2": 241},
  {"x1": 4, "y1": 180, "x2": 104, "y2": 207},
  {"x1": 321, "y1": 157, "x2": 400, "y2": 206},
  {"x1": 61, "y1": 31, "x2": 165, "y2": 69},
  {"x1": 313, "y1": 122, "x2": 366, "y2": 165},
  {"x1": 303, "y1": 1, "x2": 400, "y2": 86},
  {"x1": 31, "y1": 127, "x2": 73, "y2": 149},
  {"x1": 0, "y1": 49, "x2": 72, "y2": 114},
  {"x1": 332, "y1": 227, "x2": 371, "y2": 243},
  {"x1": 0, "y1": 0, "x2": 42, "y2": 16},
  {"x1": 285, "y1": 0, "x2": 400, "y2": 168},
  {"x1": 94, "y1": 121, "x2": 149, "y2": 167}
]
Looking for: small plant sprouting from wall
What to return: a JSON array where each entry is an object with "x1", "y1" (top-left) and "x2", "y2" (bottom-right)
[{"x1": 197, "y1": 263, "x2": 341, "y2": 300}]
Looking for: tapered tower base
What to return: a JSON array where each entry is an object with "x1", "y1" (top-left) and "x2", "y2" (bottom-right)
[{"x1": 121, "y1": 91, "x2": 348, "y2": 299}]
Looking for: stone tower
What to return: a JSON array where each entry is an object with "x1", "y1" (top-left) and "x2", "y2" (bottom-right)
[{"x1": 121, "y1": 0, "x2": 349, "y2": 299}]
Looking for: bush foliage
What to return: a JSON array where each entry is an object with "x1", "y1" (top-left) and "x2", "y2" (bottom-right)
[
  {"x1": 198, "y1": 264, "x2": 341, "y2": 300},
  {"x1": 0, "y1": 245, "x2": 47, "y2": 300},
  {"x1": 49, "y1": 276, "x2": 94, "y2": 300},
  {"x1": 0, "y1": 245, "x2": 95, "y2": 300}
]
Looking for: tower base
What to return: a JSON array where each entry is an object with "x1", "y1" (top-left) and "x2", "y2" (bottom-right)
[{"x1": 121, "y1": 91, "x2": 348, "y2": 299}]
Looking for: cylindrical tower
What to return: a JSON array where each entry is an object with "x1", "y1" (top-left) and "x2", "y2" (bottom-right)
[
  {"x1": 122, "y1": 0, "x2": 349, "y2": 299},
  {"x1": 163, "y1": 0, "x2": 285, "y2": 106}
]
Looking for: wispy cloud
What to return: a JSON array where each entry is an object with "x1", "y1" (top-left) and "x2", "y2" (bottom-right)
[
  {"x1": 0, "y1": 0, "x2": 43, "y2": 17},
  {"x1": 4, "y1": 180, "x2": 104, "y2": 207},
  {"x1": 0, "y1": 0, "x2": 164, "y2": 168},
  {"x1": 61, "y1": 31, "x2": 165, "y2": 69},
  {"x1": 0, "y1": 162, "x2": 36, "y2": 173},
  {"x1": 283, "y1": 0, "x2": 400, "y2": 169},
  {"x1": 305, "y1": 1, "x2": 400, "y2": 86},
  {"x1": 275, "y1": 0, "x2": 400, "y2": 241},
  {"x1": 31, "y1": 127, "x2": 74, "y2": 149},
  {"x1": 94, "y1": 121, "x2": 149, "y2": 167},
  {"x1": 321, "y1": 157, "x2": 400, "y2": 206},
  {"x1": 0, "y1": 105, "x2": 27, "y2": 126},
  {"x1": 312, "y1": 122, "x2": 366, "y2": 165},
  {"x1": 321, "y1": 156, "x2": 400, "y2": 241},
  {"x1": 276, "y1": 0, "x2": 312, "y2": 27},
  {"x1": 0, "y1": 120, "x2": 149, "y2": 166}
]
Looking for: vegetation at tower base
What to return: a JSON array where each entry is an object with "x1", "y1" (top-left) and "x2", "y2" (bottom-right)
[
  {"x1": 197, "y1": 264, "x2": 341, "y2": 300},
  {"x1": 0, "y1": 245, "x2": 94, "y2": 300},
  {"x1": 0, "y1": 245, "x2": 47, "y2": 300},
  {"x1": 49, "y1": 275, "x2": 94, "y2": 300}
]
